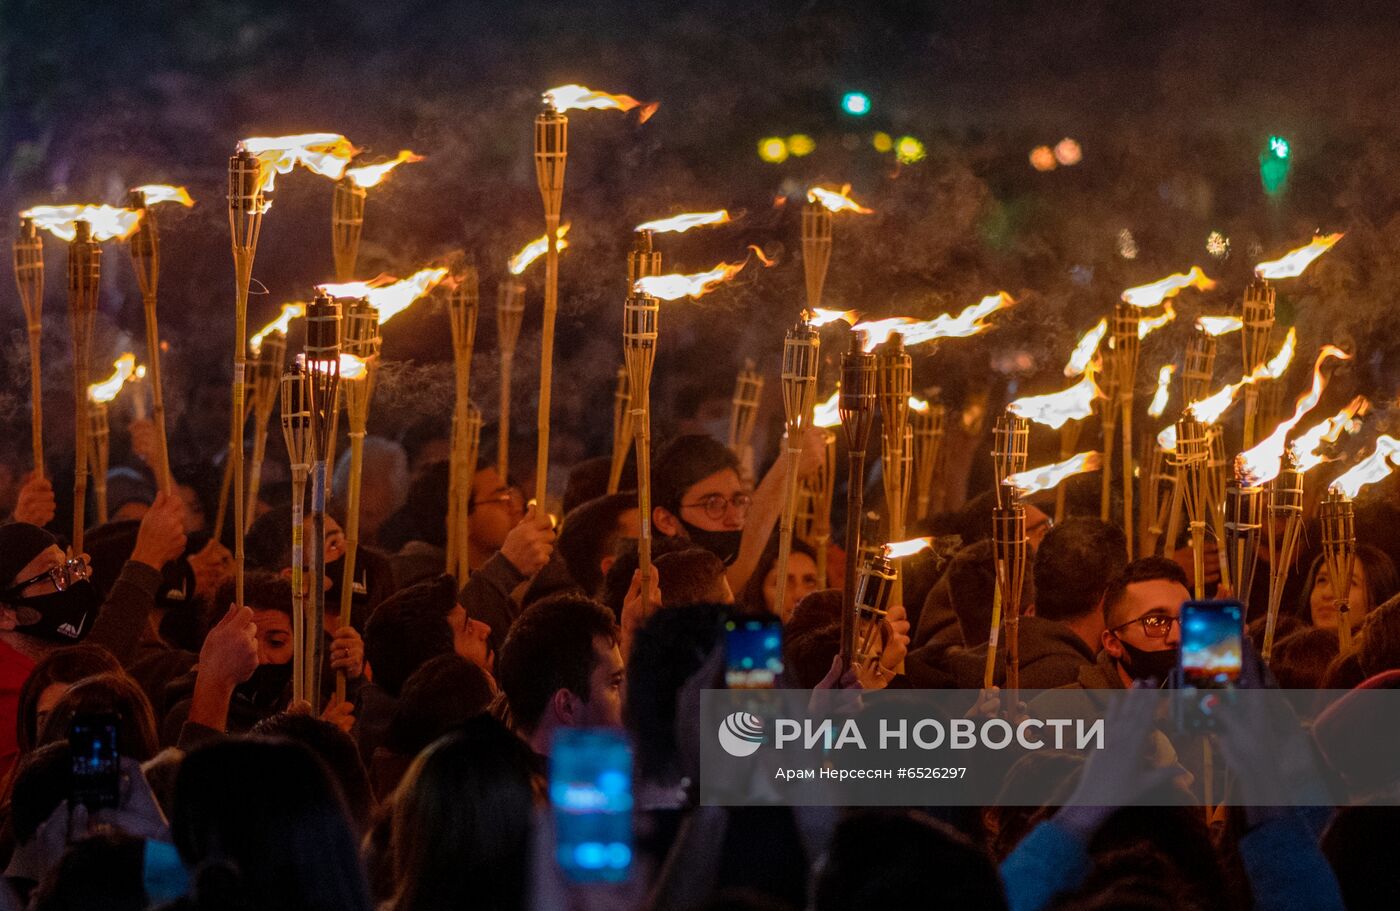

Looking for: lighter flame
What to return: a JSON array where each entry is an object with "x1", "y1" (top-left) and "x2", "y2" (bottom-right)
[
  {"x1": 1003, "y1": 451, "x2": 1102, "y2": 496},
  {"x1": 1255, "y1": 233, "x2": 1344, "y2": 280},
  {"x1": 1196, "y1": 315, "x2": 1243, "y2": 337},
  {"x1": 1330, "y1": 436, "x2": 1400, "y2": 498},
  {"x1": 543, "y1": 85, "x2": 658, "y2": 122},
  {"x1": 854, "y1": 292, "x2": 1014, "y2": 352},
  {"x1": 808, "y1": 308, "x2": 860, "y2": 327},
  {"x1": 884, "y1": 537, "x2": 934, "y2": 559},
  {"x1": 813, "y1": 390, "x2": 841, "y2": 428},
  {"x1": 1007, "y1": 371, "x2": 1102, "y2": 430},
  {"x1": 1290, "y1": 396, "x2": 1370, "y2": 474},
  {"x1": 21, "y1": 204, "x2": 143, "y2": 242},
  {"x1": 807, "y1": 185, "x2": 873, "y2": 215},
  {"x1": 318, "y1": 267, "x2": 449, "y2": 324},
  {"x1": 132, "y1": 185, "x2": 194, "y2": 207},
  {"x1": 238, "y1": 133, "x2": 358, "y2": 192},
  {"x1": 1147, "y1": 364, "x2": 1175, "y2": 418},
  {"x1": 908, "y1": 396, "x2": 931, "y2": 414},
  {"x1": 1063, "y1": 319, "x2": 1108, "y2": 378},
  {"x1": 1157, "y1": 425, "x2": 1178, "y2": 452},
  {"x1": 635, "y1": 210, "x2": 731, "y2": 234},
  {"x1": 88, "y1": 355, "x2": 140, "y2": 403},
  {"x1": 1235, "y1": 346, "x2": 1350, "y2": 485},
  {"x1": 249, "y1": 303, "x2": 306, "y2": 355},
  {"x1": 1137, "y1": 301, "x2": 1176, "y2": 340},
  {"x1": 508, "y1": 224, "x2": 571, "y2": 275},
  {"x1": 1121, "y1": 266, "x2": 1216, "y2": 308},
  {"x1": 343, "y1": 150, "x2": 423, "y2": 189}
]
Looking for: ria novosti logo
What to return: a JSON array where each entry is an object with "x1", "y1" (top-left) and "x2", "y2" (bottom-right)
[{"x1": 717, "y1": 712, "x2": 766, "y2": 757}]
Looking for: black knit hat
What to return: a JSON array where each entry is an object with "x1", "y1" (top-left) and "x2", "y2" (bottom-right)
[{"x1": 0, "y1": 523, "x2": 59, "y2": 590}]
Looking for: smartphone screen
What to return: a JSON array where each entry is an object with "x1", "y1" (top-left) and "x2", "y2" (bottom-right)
[
  {"x1": 550, "y1": 728, "x2": 633, "y2": 884},
  {"x1": 724, "y1": 617, "x2": 783, "y2": 689},
  {"x1": 68, "y1": 713, "x2": 121, "y2": 810},
  {"x1": 1180, "y1": 600, "x2": 1244, "y2": 688}
]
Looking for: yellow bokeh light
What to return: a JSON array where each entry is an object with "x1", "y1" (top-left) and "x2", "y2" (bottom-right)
[
  {"x1": 1029, "y1": 145, "x2": 1057, "y2": 171},
  {"x1": 1054, "y1": 138, "x2": 1082, "y2": 166},
  {"x1": 895, "y1": 136, "x2": 926, "y2": 164},
  {"x1": 787, "y1": 134, "x2": 815, "y2": 157},
  {"x1": 872, "y1": 132, "x2": 893, "y2": 152},
  {"x1": 758, "y1": 137, "x2": 789, "y2": 163}
]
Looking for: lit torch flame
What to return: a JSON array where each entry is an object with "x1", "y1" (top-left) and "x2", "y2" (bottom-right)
[
  {"x1": 1063, "y1": 318, "x2": 1108, "y2": 378},
  {"x1": 908, "y1": 396, "x2": 931, "y2": 414},
  {"x1": 807, "y1": 184, "x2": 873, "y2": 215},
  {"x1": 1121, "y1": 266, "x2": 1215, "y2": 308},
  {"x1": 1255, "y1": 233, "x2": 1344, "y2": 280},
  {"x1": 1185, "y1": 328, "x2": 1300, "y2": 424},
  {"x1": 854, "y1": 292, "x2": 1014, "y2": 352},
  {"x1": 300, "y1": 352, "x2": 368, "y2": 381},
  {"x1": 249, "y1": 303, "x2": 306, "y2": 355},
  {"x1": 131, "y1": 185, "x2": 195, "y2": 207},
  {"x1": 1147, "y1": 364, "x2": 1175, "y2": 418},
  {"x1": 238, "y1": 133, "x2": 358, "y2": 192},
  {"x1": 635, "y1": 210, "x2": 731, "y2": 234},
  {"x1": 1007, "y1": 371, "x2": 1102, "y2": 430},
  {"x1": 807, "y1": 308, "x2": 860, "y2": 327},
  {"x1": 543, "y1": 85, "x2": 659, "y2": 122},
  {"x1": 1330, "y1": 436, "x2": 1400, "y2": 499},
  {"x1": 87, "y1": 355, "x2": 140, "y2": 403},
  {"x1": 1157, "y1": 425, "x2": 1178, "y2": 452},
  {"x1": 1003, "y1": 451, "x2": 1103, "y2": 496},
  {"x1": 21, "y1": 204, "x2": 143, "y2": 242},
  {"x1": 884, "y1": 537, "x2": 934, "y2": 559},
  {"x1": 1137, "y1": 301, "x2": 1176, "y2": 340},
  {"x1": 813, "y1": 389, "x2": 841, "y2": 428},
  {"x1": 1256, "y1": 327, "x2": 1297, "y2": 380},
  {"x1": 633, "y1": 247, "x2": 772, "y2": 301},
  {"x1": 343, "y1": 150, "x2": 423, "y2": 189},
  {"x1": 508, "y1": 224, "x2": 571, "y2": 275},
  {"x1": 318, "y1": 267, "x2": 449, "y2": 325},
  {"x1": 1195, "y1": 315, "x2": 1243, "y2": 337},
  {"x1": 1291, "y1": 396, "x2": 1370, "y2": 474},
  {"x1": 1235, "y1": 346, "x2": 1350, "y2": 486}
]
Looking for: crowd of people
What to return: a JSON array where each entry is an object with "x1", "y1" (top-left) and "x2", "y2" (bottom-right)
[{"x1": 0, "y1": 402, "x2": 1398, "y2": 911}]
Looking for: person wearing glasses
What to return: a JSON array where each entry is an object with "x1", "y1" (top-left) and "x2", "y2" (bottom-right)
[
  {"x1": 651, "y1": 432, "x2": 823, "y2": 595},
  {"x1": 1076, "y1": 556, "x2": 1189, "y2": 689}
]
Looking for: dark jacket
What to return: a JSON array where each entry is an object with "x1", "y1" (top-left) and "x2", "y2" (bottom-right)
[
  {"x1": 934, "y1": 616, "x2": 1099, "y2": 691},
  {"x1": 459, "y1": 552, "x2": 528, "y2": 658}
]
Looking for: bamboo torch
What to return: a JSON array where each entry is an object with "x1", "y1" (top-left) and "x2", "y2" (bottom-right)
[
  {"x1": 986, "y1": 412, "x2": 1030, "y2": 691},
  {"x1": 910, "y1": 396, "x2": 945, "y2": 523},
  {"x1": 876, "y1": 334, "x2": 911, "y2": 605},
  {"x1": 446, "y1": 265, "x2": 481, "y2": 578},
  {"x1": 302, "y1": 293, "x2": 341, "y2": 709},
  {"x1": 14, "y1": 218, "x2": 45, "y2": 480},
  {"x1": 66, "y1": 221, "x2": 101, "y2": 551},
  {"x1": 86, "y1": 400, "x2": 109, "y2": 525},
  {"x1": 496, "y1": 278, "x2": 524, "y2": 480},
  {"x1": 1323, "y1": 435, "x2": 1400, "y2": 651},
  {"x1": 280, "y1": 364, "x2": 312, "y2": 704},
  {"x1": 728, "y1": 359, "x2": 764, "y2": 482},
  {"x1": 1240, "y1": 280, "x2": 1275, "y2": 449},
  {"x1": 608, "y1": 366, "x2": 632, "y2": 495},
  {"x1": 331, "y1": 179, "x2": 365, "y2": 283},
  {"x1": 244, "y1": 331, "x2": 286, "y2": 529},
  {"x1": 1110, "y1": 302, "x2": 1141, "y2": 556},
  {"x1": 808, "y1": 392, "x2": 842, "y2": 587},
  {"x1": 623, "y1": 285, "x2": 660, "y2": 610},
  {"x1": 838, "y1": 333, "x2": 877, "y2": 664},
  {"x1": 228, "y1": 148, "x2": 266, "y2": 607},
  {"x1": 773, "y1": 320, "x2": 821, "y2": 620},
  {"x1": 532, "y1": 97, "x2": 568, "y2": 510},
  {"x1": 802, "y1": 194, "x2": 833, "y2": 310},
  {"x1": 1173, "y1": 415, "x2": 1211, "y2": 599},
  {"x1": 335, "y1": 298, "x2": 379, "y2": 680}
]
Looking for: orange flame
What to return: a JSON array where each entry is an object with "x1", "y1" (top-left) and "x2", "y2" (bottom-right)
[
  {"x1": 1195, "y1": 315, "x2": 1243, "y2": 337},
  {"x1": 1121, "y1": 266, "x2": 1216, "y2": 308},
  {"x1": 635, "y1": 210, "x2": 731, "y2": 234},
  {"x1": 132, "y1": 185, "x2": 195, "y2": 207},
  {"x1": 813, "y1": 389, "x2": 841, "y2": 428},
  {"x1": 1255, "y1": 327, "x2": 1297, "y2": 380},
  {"x1": 807, "y1": 184, "x2": 873, "y2": 215},
  {"x1": 1004, "y1": 451, "x2": 1102, "y2": 496},
  {"x1": 1157, "y1": 424, "x2": 1178, "y2": 452},
  {"x1": 508, "y1": 224, "x2": 571, "y2": 275},
  {"x1": 1235, "y1": 346, "x2": 1350, "y2": 486},
  {"x1": 1255, "y1": 233, "x2": 1344, "y2": 280},
  {"x1": 1330, "y1": 436, "x2": 1400, "y2": 498},
  {"x1": 1064, "y1": 318, "x2": 1108, "y2": 377},
  {"x1": 21, "y1": 204, "x2": 143, "y2": 242},
  {"x1": 854, "y1": 292, "x2": 1014, "y2": 352},
  {"x1": 1147, "y1": 364, "x2": 1175, "y2": 418},
  {"x1": 808, "y1": 308, "x2": 860, "y2": 327},
  {"x1": 634, "y1": 261, "x2": 746, "y2": 300},
  {"x1": 1137, "y1": 301, "x2": 1176, "y2": 340},
  {"x1": 1007, "y1": 371, "x2": 1102, "y2": 430},
  {"x1": 543, "y1": 85, "x2": 658, "y2": 122},
  {"x1": 301, "y1": 352, "x2": 368, "y2": 380},
  {"x1": 1186, "y1": 329, "x2": 1300, "y2": 424},
  {"x1": 88, "y1": 354, "x2": 141, "y2": 404},
  {"x1": 238, "y1": 133, "x2": 358, "y2": 192},
  {"x1": 1291, "y1": 396, "x2": 1370, "y2": 474},
  {"x1": 343, "y1": 150, "x2": 423, "y2": 189},
  {"x1": 249, "y1": 303, "x2": 306, "y2": 355},
  {"x1": 884, "y1": 537, "x2": 934, "y2": 559},
  {"x1": 318, "y1": 267, "x2": 449, "y2": 325}
]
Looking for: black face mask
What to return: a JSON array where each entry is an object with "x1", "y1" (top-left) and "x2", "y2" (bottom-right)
[
  {"x1": 234, "y1": 662, "x2": 293, "y2": 711},
  {"x1": 324, "y1": 554, "x2": 365, "y2": 609},
  {"x1": 1116, "y1": 639, "x2": 1179, "y2": 685},
  {"x1": 4, "y1": 580, "x2": 101, "y2": 642},
  {"x1": 679, "y1": 519, "x2": 743, "y2": 566}
]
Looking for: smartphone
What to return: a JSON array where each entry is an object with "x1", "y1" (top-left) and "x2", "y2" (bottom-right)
[
  {"x1": 1176, "y1": 600, "x2": 1243, "y2": 732},
  {"x1": 550, "y1": 728, "x2": 633, "y2": 884},
  {"x1": 68, "y1": 712, "x2": 121, "y2": 810},
  {"x1": 724, "y1": 617, "x2": 783, "y2": 689}
]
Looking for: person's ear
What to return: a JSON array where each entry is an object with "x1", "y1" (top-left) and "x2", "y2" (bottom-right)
[
  {"x1": 1024, "y1": 601, "x2": 1036, "y2": 617},
  {"x1": 1101, "y1": 627, "x2": 1123, "y2": 658},
  {"x1": 550, "y1": 688, "x2": 580, "y2": 727},
  {"x1": 278, "y1": 567, "x2": 294, "y2": 582},
  {"x1": 599, "y1": 555, "x2": 616, "y2": 576},
  {"x1": 653, "y1": 506, "x2": 681, "y2": 538}
]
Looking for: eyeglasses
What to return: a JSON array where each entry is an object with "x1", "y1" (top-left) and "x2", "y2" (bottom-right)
[
  {"x1": 681, "y1": 493, "x2": 753, "y2": 521},
  {"x1": 7, "y1": 558, "x2": 90, "y2": 596},
  {"x1": 1112, "y1": 613, "x2": 1179, "y2": 639},
  {"x1": 471, "y1": 489, "x2": 524, "y2": 511}
]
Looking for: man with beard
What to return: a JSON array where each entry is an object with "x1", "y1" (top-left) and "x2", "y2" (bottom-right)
[
  {"x1": 1076, "y1": 556, "x2": 1187, "y2": 688},
  {"x1": 651, "y1": 433, "x2": 821, "y2": 594}
]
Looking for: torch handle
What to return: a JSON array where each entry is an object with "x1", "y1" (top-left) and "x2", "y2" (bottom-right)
[
  {"x1": 535, "y1": 217, "x2": 560, "y2": 510},
  {"x1": 983, "y1": 583, "x2": 1002, "y2": 690},
  {"x1": 142, "y1": 294, "x2": 173, "y2": 493},
  {"x1": 72, "y1": 360, "x2": 89, "y2": 553},
  {"x1": 498, "y1": 352, "x2": 513, "y2": 480},
  {"x1": 233, "y1": 356, "x2": 247, "y2": 609},
  {"x1": 633, "y1": 400, "x2": 653, "y2": 612},
  {"x1": 1120, "y1": 392, "x2": 1135, "y2": 560},
  {"x1": 27, "y1": 326, "x2": 44, "y2": 482},
  {"x1": 840, "y1": 453, "x2": 867, "y2": 666},
  {"x1": 1099, "y1": 406, "x2": 1117, "y2": 524},
  {"x1": 245, "y1": 422, "x2": 269, "y2": 533},
  {"x1": 1262, "y1": 512, "x2": 1302, "y2": 662},
  {"x1": 1242, "y1": 386, "x2": 1260, "y2": 451},
  {"x1": 772, "y1": 442, "x2": 804, "y2": 619},
  {"x1": 338, "y1": 430, "x2": 365, "y2": 688},
  {"x1": 290, "y1": 474, "x2": 307, "y2": 705},
  {"x1": 1190, "y1": 521, "x2": 1206, "y2": 600},
  {"x1": 308, "y1": 460, "x2": 328, "y2": 711}
]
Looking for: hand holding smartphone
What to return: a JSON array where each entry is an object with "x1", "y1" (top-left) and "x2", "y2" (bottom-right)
[
  {"x1": 1176, "y1": 600, "x2": 1243, "y2": 732},
  {"x1": 68, "y1": 712, "x2": 121, "y2": 810}
]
